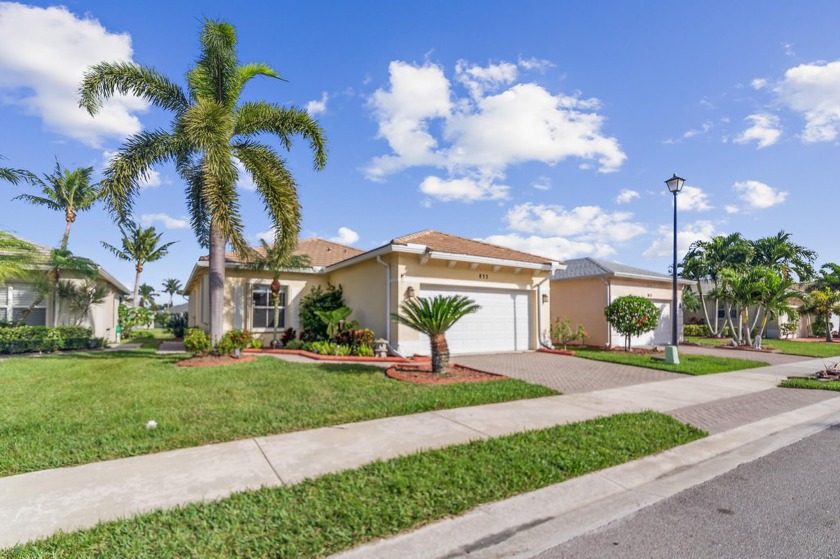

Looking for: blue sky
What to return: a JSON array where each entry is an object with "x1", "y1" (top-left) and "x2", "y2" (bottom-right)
[{"x1": 1, "y1": 1, "x2": 839, "y2": 304}]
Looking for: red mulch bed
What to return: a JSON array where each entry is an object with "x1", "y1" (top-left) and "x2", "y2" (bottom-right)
[
  {"x1": 177, "y1": 355, "x2": 255, "y2": 367},
  {"x1": 386, "y1": 364, "x2": 507, "y2": 384},
  {"x1": 243, "y1": 348, "x2": 428, "y2": 364},
  {"x1": 538, "y1": 348, "x2": 576, "y2": 356}
]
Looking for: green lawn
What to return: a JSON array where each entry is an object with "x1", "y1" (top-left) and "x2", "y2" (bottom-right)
[
  {"x1": 686, "y1": 336, "x2": 840, "y2": 358},
  {"x1": 7, "y1": 412, "x2": 704, "y2": 558},
  {"x1": 780, "y1": 377, "x2": 840, "y2": 391},
  {"x1": 124, "y1": 327, "x2": 176, "y2": 349},
  {"x1": 572, "y1": 347, "x2": 768, "y2": 375},
  {"x1": 0, "y1": 352, "x2": 554, "y2": 477}
]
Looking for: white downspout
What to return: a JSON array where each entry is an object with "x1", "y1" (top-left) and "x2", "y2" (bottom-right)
[
  {"x1": 376, "y1": 255, "x2": 404, "y2": 357},
  {"x1": 536, "y1": 274, "x2": 552, "y2": 349},
  {"x1": 600, "y1": 278, "x2": 612, "y2": 347}
]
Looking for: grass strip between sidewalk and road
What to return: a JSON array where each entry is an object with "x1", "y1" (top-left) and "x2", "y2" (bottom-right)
[
  {"x1": 0, "y1": 353, "x2": 554, "y2": 477},
  {"x1": 686, "y1": 336, "x2": 840, "y2": 358},
  {"x1": 780, "y1": 378, "x2": 840, "y2": 391},
  {"x1": 571, "y1": 347, "x2": 767, "y2": 375},
  {"x1": 6, "y1": 412, "x2": 705, "y2": 558}
]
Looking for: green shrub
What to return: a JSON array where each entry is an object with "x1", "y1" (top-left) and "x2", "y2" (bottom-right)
[
  {"x1": 683, "y1": 324, "x2": 711, "y2": 337},
  {"x1": 216, "y1": 329, "x2": 253, "y2": 355},
  {"x1": 356, "y1": 343, "x2": 374, "y2": 357},
  {"x1": 250, "y1": 338, "x2": 264, "y2": 349},
  {"x1": 604, "y1": 296, "x2": 662, "y2": 350},
  {"x1": 0, "y1": 326, "x2": 93, "y2": 354},
  {"x1": 166, "y1": 312, "x2": 188, "y2": 339},
  {"x1": 183, "y1": 328, "x2": 210, "y2": 355},
  {"x1": 299, "y1": 284, "x2": 345, "y2": 341},
  {"x1": 284, "y1": 339, "x2": 305, "y2": 350},
  {"x1": 335, "y1": 328, "x2": 376, "y2": 351}
]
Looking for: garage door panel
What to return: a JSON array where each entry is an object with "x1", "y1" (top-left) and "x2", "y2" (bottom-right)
[{"x1": 417, "y1": 285, "x2": 531, "y2": 355}]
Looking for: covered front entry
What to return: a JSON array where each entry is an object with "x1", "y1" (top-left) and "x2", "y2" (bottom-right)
[{"x1": 418, "y1": 284, "x2": 532, "y2": 354}]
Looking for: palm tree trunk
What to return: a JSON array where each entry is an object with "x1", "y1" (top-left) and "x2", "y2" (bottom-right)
[
  {"x1": 61, "y1": 220, "x2": 72, "y2": 251},
  {"x1": 208, "y1": 223, "x2": 226, "y2": 345},
  {"x1": 827, "y1": 312, "x2": 833, "y2": 343},
  {"x1": 430, "y1": 334, "x2": 450, "y2": 374},
  {"x1": 132, "y1": 268, "x2": 141, "y2": 308},
  {"x1": 272, "y1": 295, "x2": 280, "y2": 345},
  {"x1": 696, "y1": 283, "x2": 715, "y2": 336}
]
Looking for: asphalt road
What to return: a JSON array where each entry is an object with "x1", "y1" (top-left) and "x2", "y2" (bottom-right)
[{"x1": 539, "y1": 424, "x2": 840, "y2": 559}]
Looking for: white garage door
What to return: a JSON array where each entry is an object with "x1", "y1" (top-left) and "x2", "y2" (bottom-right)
[
  {"x1": 615, "y1": 300, "x2": 672, "y2": 347},
  {"x1": 417, "y1": 285, "x2": 531, "y2": 354}
]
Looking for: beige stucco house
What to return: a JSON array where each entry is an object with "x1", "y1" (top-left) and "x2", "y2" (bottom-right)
[
  {"x1": 551, "y1": 258, "x2": 692, "y2": 348},
  {"x1": 1, "y1": 238, "x2": 130, "y2": 342},
  {"x1": 185, "y1": 230, "x2": 560, "y2": 355}
]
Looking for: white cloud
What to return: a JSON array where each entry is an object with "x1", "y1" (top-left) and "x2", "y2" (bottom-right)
[
  {"x1": 365, "y1": 59, "x2": 625, "y2": 198},
  {"x1": 505, "y1": 203, "x2": 646, "y2": 244},
  {"x1": 481, "y1": 233, "x2": 614, "y2": 262},
  {"x1": 734, "y1": 113, "x2": 782, "y2": 148},
  {"x1": 0, "y1": 3, "x2": 148, "y2": 146},
  {"x1": 305, "y1": 91, "x2": 328, "y2": 115},
  {"x1": 518, "y1": 57, "x2": 554, "y2": 72},
  {"x1": 732, "y1": 180, "x2": 788, "y2": 209},
  {"x1": 532, "y1": 176, "x2": 551, "y2": 191},
  {"x1": 751, "y1": 78, "x2": 768, "y2": 90},
  {"x1": 775, "y1": 60, "x2": 840, "y2": 142},
  {"x1": 683, "y1": 121, "x2": 713, "y2": 138},
  {"x1": 615, "y1": 189, "x2": 639, "y2": 204},
  {"x1": 419, "y1": 175, "x2": 509, "y2": 202},
  {"x1": 102, "y1": 149, "x2": 161, "y2": 188},
  {"x1": 234, "y1": 159, "x2": 257, "y2": 191},
  {"x1": 678, "y1": 185, "x2": 712, "y2": 211},
  {"x1": 256, "y1": 228, "x2": 276, "y2": 243},
  {"x1": 724, "y1": 205, "x2": 739, "y2": 214},
  {"x1": 643, "y1": 220, "x2": 718, "y2": 259},
  {"x1": 328, "y1": 226, "x2": 359, "y2": 245},
  {"x1": 139, "y1": 213, "x2": 188, "y2": 230}
]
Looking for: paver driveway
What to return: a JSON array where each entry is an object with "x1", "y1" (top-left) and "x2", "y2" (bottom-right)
[{"x1": 454, "y1": 351, "x2": 681, "y2": 393}]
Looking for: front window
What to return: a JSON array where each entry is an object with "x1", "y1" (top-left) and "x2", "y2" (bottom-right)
[
  {"x1": 252, "y1": 285, "x2": 285, "y2": 329},
  {"x1": 5, "y1": 284, "x2": 46, "y2": 326}
]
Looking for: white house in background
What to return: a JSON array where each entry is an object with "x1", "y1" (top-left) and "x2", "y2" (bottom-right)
[{"x1": 1, "y1": 237, "x2": 130, "y2": 342}]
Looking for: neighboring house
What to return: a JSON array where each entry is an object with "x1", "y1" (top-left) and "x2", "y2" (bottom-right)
[
  {"x1": 0, "y1": 238, "x2": 130, "y2": 342},
  {"x1": 185, "y1": 230, "x2": 560, "y2": 355},
  {"x1": 166, "y1": 302, "x2": 189, "y2": 315},
  {"x1": 551, "y1": 258, "x2": 691, "y2": 348}
]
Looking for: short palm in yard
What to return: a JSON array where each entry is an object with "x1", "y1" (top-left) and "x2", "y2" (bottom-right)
[
  {"x1": 572, "y1": 347, "x2": 767, "y2": 375},
  {"x1": 0, "y1": 353, "x2": 553, "y2": 476},
  {"x1": 391, "y1": 294, "x2": 479, "y2": 373}
]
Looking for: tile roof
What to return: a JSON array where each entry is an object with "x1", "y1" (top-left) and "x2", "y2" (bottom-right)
[
  {"x1": 203, "y1": 238, "x2": 364, "y2": 268},
  {"x1": 553, "y1": 257, "x2": 673, "y2": 281},
  {"x1": 391, "y1": 230, "x2": 556, "y2": 265}
]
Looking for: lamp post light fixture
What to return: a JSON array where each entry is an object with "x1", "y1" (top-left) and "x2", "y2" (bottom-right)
[{"x1": 665, "y1": 173, "x2": 685, "y2": 364}]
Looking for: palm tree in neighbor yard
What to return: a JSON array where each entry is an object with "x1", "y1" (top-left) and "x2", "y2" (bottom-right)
[
  {"x1": 13, "y1": 162, "x2": 99, "y2": 250},
  {"x1": 101, "y1": 222, "x2": 175, "y2": 307},
  {"x1": 79, "y1": 19, "x2": 327, "y2": 343},
  {"x1": 137, "y1": 283, "x2": 158, "y2": 309},
  {"x1": 161, "y1": 278, "x2": 183, "y2": 308},
  {"x1": 248, "y1": 239, "x2": 310, "y2": 347},
  {"x1": 391, "y1": 295, "x2": 480, "y2": 374}
]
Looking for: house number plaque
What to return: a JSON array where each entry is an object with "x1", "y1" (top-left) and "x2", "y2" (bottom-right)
[{"x1": 478, "y1": 273, "x2": 489, "y2": 279}]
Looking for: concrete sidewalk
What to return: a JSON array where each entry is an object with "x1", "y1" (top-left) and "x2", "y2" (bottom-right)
[{"x1": 0, "y1": 357, "x2": 831, "y2": 549}]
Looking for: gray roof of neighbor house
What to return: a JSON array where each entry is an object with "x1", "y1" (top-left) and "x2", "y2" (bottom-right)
[{"x1": 552, "y1": 257, "x2": 691, "y2": 284}]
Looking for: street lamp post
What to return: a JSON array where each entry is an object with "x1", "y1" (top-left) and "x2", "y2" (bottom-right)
[{"x1": 665, "y1": 173, "x2": 685, "y2": 363}]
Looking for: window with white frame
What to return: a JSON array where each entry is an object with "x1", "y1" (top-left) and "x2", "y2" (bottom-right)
[
  {"x1": 252, "y1": 285, "x2": 286, "y2": 329},
  {"x1": 5, "y1": 284, "x2": 46, "y2": 326}
]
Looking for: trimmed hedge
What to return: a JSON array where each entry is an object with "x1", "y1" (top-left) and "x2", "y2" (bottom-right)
[
  {"x1": 0, "y1": 326, "x2": 98, "y2": 354},
  {"x1": 683, "y1": 324, "x2": 711, "y2": 337}
]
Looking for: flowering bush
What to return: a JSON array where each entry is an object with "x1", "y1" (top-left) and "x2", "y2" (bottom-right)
[
  {"x1": 604, "y1": 296, "x2": 662, "y2": 351},
  {"x1": 183, "y1": 328, "x2": 211, "y2": 355},
  {"x1": 216, "y1": 329, "x2": 254, "y2": 355},
  {"x1": 551, "y1": 318, "x2": 587, "y2": 350}
]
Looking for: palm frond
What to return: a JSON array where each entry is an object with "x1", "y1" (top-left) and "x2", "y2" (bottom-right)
[
  {"x1": 229, "y1": 63, "x2": 283, "y2": 103},
  {"x1": 11, "y1": 194, "x2": 63, "y2": 211},
  {"x1": 391, "y1": 295, "x2": 480, "y2": 337},
  {"x1": 79, "y1": 61, "x2": 189, "y2": 115},
  {"x1": 188, "y1": 20, "x2": 238, "y2": 106},
  {"x1": 177, "y1": 157, "x2": 210, "y2": 247},
  {"x1": 235, "y1": 102, "x2": 327, "y2": 170}
]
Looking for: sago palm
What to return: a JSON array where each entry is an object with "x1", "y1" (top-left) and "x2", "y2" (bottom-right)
[
  {"x1": 79, "y1": 19, "x2": 327, "y2": 342},
  {"x1": 13, "y1": 161, "x2": 99, "y2": 250},
  {"x1": 248, "y1": 239, "x2": 310, "y2": 345},
  {"x1": 101, "y1": 222, "x2": 175, "y2": 307},
  {"x1": 391, "y1": 295, "x2": 480, "y2": 374},
  {"x1": 161, "y1": 278, "x2": 183, "y2": 308}
]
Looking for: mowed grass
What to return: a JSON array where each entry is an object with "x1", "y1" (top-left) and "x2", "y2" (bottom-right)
[
  {"x1": 687, "y1": 336, "x2": 840, "y2": 358},
  {"x1": 7, "y1": 412, "x2": 705, "y2": 558},
  {"x1": 780, "y1": 377, "x2": 840, "y2": 391},
  {"x1": 124, "y1": 327, "x2": 176, "y2": 349},
  {"x1": 0, "y1": 352, "x2": 554, "y2": 477},
  {"x1": 572, "y1": 347, "x2": 767, "y2": 375}
]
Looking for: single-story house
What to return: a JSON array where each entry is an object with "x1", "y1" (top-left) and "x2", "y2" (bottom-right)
[
  {"x1": 185, "y1": 230, "x2": 560, "y2": 355},
  {"x1": 551, "y1": 258, "x2": 692, "y2": 348},
  {"x1": 1, "y1": 238, "x2": 130, "y2": 342}
]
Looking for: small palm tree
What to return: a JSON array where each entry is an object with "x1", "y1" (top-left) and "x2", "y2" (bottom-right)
[
  {"x1": 13, "y1": 161, "x2": 99, "y2": 250},
  {"x1": 161, "y1": 278, "x2": 183, "y2": 308},
  {"x1": 101, "y1": 222, "x2": 175, "y2": 307},
  {"x1": 391, "y1": 295, "x2": 480, "y2": 374},
  {"x1": 137, "y1": 283, "x2": 157, "y2": 309},
  {"x1": 248, "y1": 239, "x2": 310, "y2": 346}
]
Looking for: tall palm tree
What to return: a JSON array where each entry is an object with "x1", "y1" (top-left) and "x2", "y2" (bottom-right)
[
  {"x1": 0, "y1": 231, "x2": 38, "y2": 285},
  {"x1": 101, "y1": 222, "x2": 175, "y2": 307},
  {"x1": 137, "y1": 283, "x2": 157, "y2": 309},
  {"x1": 751, "y1": 230, "x2": 817, "y2": 282},
  {"x1": 0, "y1": 155, "x2": 35, "y2": 186},
  {"x1": 13, "y1": 162, "x2": 99, "y2": 250},
  {"x1": 248, "y1": 239, "x2": 310, "y2": 346},
  {"x1": 161, "y1": 278, "x2": 183, "y2": 308},
  {"x1": 391, "y1": 295, "x2": 480, "y2": 374},
  {"x1": 79, "y1": 19, "x2": 327, "y2": 343}
]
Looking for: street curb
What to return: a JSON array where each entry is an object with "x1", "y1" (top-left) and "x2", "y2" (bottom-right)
[{"x1": 330, "y1": 397, "x2": 840, "y2": 559}]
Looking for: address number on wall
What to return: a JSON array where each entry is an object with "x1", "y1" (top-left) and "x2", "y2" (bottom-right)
[{"x1": 478, "y1": 273, "x2": 489, "y2": 279}]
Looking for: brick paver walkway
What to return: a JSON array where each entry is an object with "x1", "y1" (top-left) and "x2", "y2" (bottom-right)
[
  {"x1": 454, "y1": 351, "x2": 681, "y2": 393},
  {"x1": 678, "y1": 344, "x2": 811, "y2": 365},
  {"x1": 668, "y1": 387, "x2": 840, "y2": 433}
]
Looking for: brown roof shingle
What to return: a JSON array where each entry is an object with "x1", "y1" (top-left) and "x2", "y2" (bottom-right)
[
  {"x1": 391, "y1": 230, "x2": 556, "y2": 265},
  {"x1": 201, "y1": 238, "x2": 364, "y2": 268}
]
